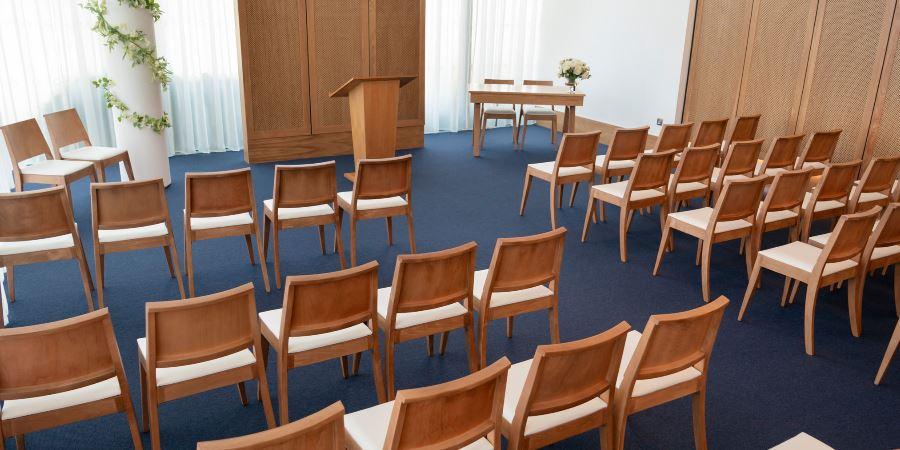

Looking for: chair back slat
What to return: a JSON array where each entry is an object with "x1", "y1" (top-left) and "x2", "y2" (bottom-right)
[
  {"x1": 653, "y1": 123, "x2": 693, "y2": 153},
  {"x1": 485, "y1": 228, "x2": 565, "y2": 293},
  {"x1": 872, "y1": 203, "x2": 900, "y2": 248},
  {"x1": 815, "y1": 161, "x2": 861, "y2": 202},
  {"x1": 283, "y1": 262, "x2": 378, "y2": 338},
  {"x1": 43, "y1": 108, "x2": 91, "y2": 156},
  {"x1": 857, "y1": 156, "x2": 900, "y2": 195},
  {"x1": 523, "y1": 80, "x2": 552, "y2": 86},
  {"x1": 197, "y1": 402, "x2": 346, "y2": 450},
  {"x1": 727, "y1": 115, "x2": 760, "y2": 143},
  {"x1": 484, "y1": 79, "x2": 514, "y2": 85},
  {"x1": 693, "y1": 119, "x2": 728, "y2": 147},
  {"x1": 186, "y1": 168, "x2": 255, "y2": 217},
  {"x1": 797, "y1": 130, "x2": 841, "y2": 166},
  {"x1": 0, "y1": 310, "x2": 119, "y2": 400},
  {"x1": 390, "y1": 242, "x2": 476, "y2": 315},
  {"x1": 714, "y1": 176, "x2": 767, "y2": 222},
  {"x1": 92, "y1": 179, "x2": 168, "y2": 230},
  {"x1": 147, "y1": 283, "x2": 257, "y2": 368},
  {"x1": 606, "y1": 127, "x2": 649, "y2": 162},
  {"x1": 1, "y1": 118, "x2": 53, "y2": 164},
  {"x1": 556, "y1": 131, "x2": 602, "y2": 168},
  {"x1": 274, "y1": 162, "x2": 337, "y2": 209},
  {"x1": 384, "y1": 358, "x2": 510, "y2": 450},
  {"x1": 721, "y1": 139, "x2": 763, "y2": 177},
  {"x1": 763, "y1": 169, "x2": 813, "y2": 213},
  {"x1": 673, "y1": 145, "x2": 719, "y2": 183},
  {"x1": 629, "y1": 151, "x2": 676, "y2": 191},
  {"x1": 355, "y1": 155, "x2": 412, "y2": 200},
  {"x1": 760, "y1": 134, "x2": 805, "y2": 171},
  {"x1": 0, "y1": 186, "x2": 74, "y2": 242},
  {"x1": 822, "y1": 207, "x2": 881, "y2": 263}
]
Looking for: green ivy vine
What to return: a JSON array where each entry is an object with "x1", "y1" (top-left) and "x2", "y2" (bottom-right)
[{"x1": 93, "y1": 77, "x2": 171, "y2": 132}]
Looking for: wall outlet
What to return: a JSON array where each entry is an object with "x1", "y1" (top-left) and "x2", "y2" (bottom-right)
[{"x1": 656, "y1": 118, "x2": 663, "y2": 126}]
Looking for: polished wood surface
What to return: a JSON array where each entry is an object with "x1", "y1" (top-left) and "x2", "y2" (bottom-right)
[
  {"x1": 333, "y1": 77, "x2": 413, "y2": 165},
  {"x1": 197, "y1": 401, "x2": 345, "y2": 449},
  {"x1": 44, "y1": 108, "x2": 134, "y2": 183}
]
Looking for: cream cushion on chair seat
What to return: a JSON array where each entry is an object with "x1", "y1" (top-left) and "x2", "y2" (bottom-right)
[
  {"x1": 337, "y1": 191, "x2": 407, "y2": 211},
  {"x1": 0, "y1": 233, "x2": 75, "y2": 256},
  {"x1": 616, "y1": 330, "x2": 701, "y2": 397},
  {"x1": 97, "y1": 222, "x2": 168, "y2": 243},
  {"x1": 137, "y1": 337, "x2": 256, "y2": 386},
  {"x1": 800, "y1": 161, "x2": 827, "y2": 171},
  {"x1": 263, "y1": 199, "x2": 333, "y2": 220},
  {"x1": 668, "y1": 175, "x2": 708, "y2": 194},
  {"x1": 593, "y1": 181, "x2": 665, "y2": 202},
  {"x1": 472, "y1": 269, "x2": 553, "y2": 308},
  {"x1": 595, "y1": 155, "x2": 635, "y2": 171},
  {"x1": 809, "y1": 233, "x2": 831, "y2": 248},
  {"x1": 802, "y1": 193, "x2": 845, "y2": 213},
  {"x1": 18, "y1": 159, "x2": 93, "y2": 176},
  {"x1": 187, "y1": 211, "x2": 253, "y2": 230},
  {"x1": 668, "y1": 207, "x2": 752, "y2": 233},
  {"x1": 711, "y1": 167, "x2": 750, "y2": 184},
  {"x1": 528, "y1": 161, "x2": 592, "y2": 177},
  {"x1": 771, "y1": 432, "x2": 835, "y2": 450},
  {"x1": 61, "y1": 146, "x2": 126, "y2": 161},
  {"x1": 344, "y1": 400, "x2": 494, "y2": 450},
  {"x1": 258, "y1": 309, "x2": 371, "y2": 354},
  {"x1": 1, "y1": 377, "x2": 121, "y2": 420},
  {"x1": 758, "y1": 241, "x2": 857, "y2": 276},
  {"x1": 871, "y1": 245, "x2": 900, "y2": 261},
  {"x1": 522, "y1": 106, "x2": 556, "y2": 116},
  {"x1": 483, "y1": 107, "x2": 516, "y2": 115},
  {"x1": 848, "y1": 186, "x2": 889, "y2": 204},
  {"x1": 761, "y1": 209, "x2": 799, "y2": 224},
  {"x1": 502, "y1": 359, "x2": 607, "y2": 436},
  {"x1": 376, "y1": 286, "x2": 468, "y2": 329},
  {"x1": 755, "y1": 161, "x2": 789, "y2": 177}
]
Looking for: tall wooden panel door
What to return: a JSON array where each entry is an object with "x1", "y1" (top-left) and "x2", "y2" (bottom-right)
[
  {"x1": 737, "y1": 0, "x2": 819, "y2": 141},
  {"x1": 797, "y1": 0, "x2": 895, "y2": 162},
  {"x1": 369, "y1": 0, "x2": 425, "y2": 127},
  {"x1": 683, "y1": 0, "x2": 754, "y2": 123},
  {"x1": 866, "y1": 3, "x2": 900, "y2": 160},
  {"x1": 307, "y1": 0, "x2": 369, "y2": 134}
]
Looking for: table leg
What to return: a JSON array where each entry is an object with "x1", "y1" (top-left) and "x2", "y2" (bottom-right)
[
  {"x1": 472, "y1": 102, "x2": 483, "y2": 157},
  {"x1": 563, "y1": 106, "x2": 576, "y2": 133}
]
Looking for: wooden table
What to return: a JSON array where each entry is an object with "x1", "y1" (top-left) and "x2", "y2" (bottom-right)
[{"x1": 469, "y1": 84, "x2": 585, "y2": 157}]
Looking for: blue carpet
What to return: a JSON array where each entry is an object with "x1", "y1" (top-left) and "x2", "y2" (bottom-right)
[{"x1": 4, "y1": 126, "x2": 899, "y2": 449}]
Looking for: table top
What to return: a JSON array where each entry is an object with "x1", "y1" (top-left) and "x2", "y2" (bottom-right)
[{"x1": 468, "y1": 83, "x2": 584, "y2": 97}]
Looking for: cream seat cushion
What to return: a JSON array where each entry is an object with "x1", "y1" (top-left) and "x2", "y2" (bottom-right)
[
  {"x1": 344, "y1": 400, "x2": 494, "y2": 450},
  {"x1": 711, "y1": 167, "x2": 750, "y2": 184},
  {"x1": 483, "y1": 107, "x2": 516, "y2": 115},
  {"x1": 758, "y1": 241, "x2": 857, "y2": 276},
  {"x1": 502, "y1": 359, "x2": 607, "y2": 436},
  {"x1": 522, "y1": 106, "x2": 557, "y2": 116},
  {"x1": 800, "y1": 161, "x2": 827, "y2": 171},
  {"x1": 755, "y1": 161, "x2": 790, "y2": 177},
  {"x1": 18, "y1": 159, "x2": 93, "y2": 176},
  {"x1": 137, "y1": 338, "x2": 256, "y2": 386},
  {"x1": 771, "y1": 432, "x2": 835, "y2": 450},
  {"x1": 595, "y1": 155, "x2": 635, "y2": 171},
  {"x1": 802, "y1": 193, "x2": 845, "y2": 213},
  {"x1": 0, "y1": 233, "x2": 75, "y2": 256},
  {"x1": 376, "y1": 286, "x2": 468, "y2": 329},
  {"x1": 98, "y1": 222, "x2": 168, "y2": 243},
  {"x1": 616, "y1": 330, "x2": 702, "y2": 397},
  {"x1": 528, "y1": 161, "x2": 592, "y2": 178},
  {"x1": 472, "y1": 269, "x2": 553, "y2": 308},
  {"x1": 61, "y1": 146, "x2": 126, "y2": 161},
  {"x1": 849, "y1": 186, "x2": 889, "y2": 204},
  {"x1": 1, "y1": 377, "x2": 121, "y2": 420},
  {"x1": 337, "y1": 191, "x2": 407, "y2": 211},
  {"x1": 761, "y1": 209, "x2": 799, "y2": 224},
  {"x1": 668, "y1": 207, "x2": 752, "y2": 233},
  {"x1": 263, "y1": 199, "x2": 334, "y2": 220},
  {"x1": 258, "y1": 309, "x2": 371, "y2": 354},
  {"x1": 668, "y1": 175, "x2": 708, "y2": 194},
  {"x1": 187, "y1": 211, "x2": 253, "y2": 230},
  {"x1": 872, "y1": 245, "x2": 900, "y2": 261},
  {"x1": 592, "y1": 181, "x2": 665, "y2": 202}
]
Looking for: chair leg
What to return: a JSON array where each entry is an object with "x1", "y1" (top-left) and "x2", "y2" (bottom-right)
[
  {"x1": 341, "y1": 356, "x2": 350, "y2": 378},
  {"x1": 139, "y1": 363, "x2": 149, "y2": 432},
  {"x1": 148, "y1": 386, "x2": 162, "y2": 450},
  {"x1": 426, "y1": 335, "x2": 434, "y2": 356},
  {"x1": 788, "y1": 277, "x2": 801, "y2": 305},
  {"x1": 255, "y1": 227, "x2": 271, "y2": 293},
  {"x1": 478, "y1": 318, "x2": 489, "y2": 369},
  {"x1": 652, "y1": 222, "x2": 672, "y2": 276},
  {"x1": 385, "y1": 337, "x2": 396, "y2": 400},
  {"x1": 352, "y1": 352, "x2": 362, "y2": 375},
  {"x1": 875, "y1": 319, "x2": 900, "y2": 384},
  {"x1": 163, "y1": 244, "x2": 175, "y2": 277},
  {"x1": 74, "y1": 245, "x2": 95, "y2": 312},
  {"x1": 185, "y1": 236, "x2": 195, "y2": 297},
  {"x1": 94, "y1": 247, "x2": 105, "y2": 309},
  {"x1": 273, "y1": 227, "x2": 282, "y2": 290},
  {"x1": 848, "y1": 275, "x2": 862, "y2": 338},
  {"x1": 506, "y1": 317, "x2": 514, "y2": 338},
  {"x1": 277, "y1": 359, "x2": 289, "y2": 425},
  {"x1": 558, "y1": 185, "x2": 565, "y2": 209},
  {"x1": 569, "y1": 181, "x2": 579, "y2": 207},
  {"x1": 15, "y1": 435, "x2": 24, "y2": 450},
  {"x1": 619, "y1": 207, "x2": 629, "y2": 262},
  {"x1": 370, "y1": 331, "x2": 387, "y2": 403},
  {"x1": 6, "y1": 264, "x2": 13, "y2": 303},
  {"x1": 263, "y1": 216, "x2": 271, "y2": 257},
  {"x1": 549, "y1": 184, "x2": 559, "y2": 229},
  {"x1": 334, "y1": 220, "x2": 347, "y2": 269},
  {"x1": 738, "y1": 262, "x2": 763, "y2": 321},
  {"x1": 244, "y1": 235, "x2": 256, "y2": 265},
  {"x1": 692, "y1": 388, "x2": 709, "y2": 450},
  {"x1": 255, "y1": 357, "x2": 276, "y2": 429},
  {"x1": 581, "y1": 197, "x2": 595, "y2": 242},
  {"x1": 237, "y1": 382, "x2": 248, "y2": 406},
  {"x1": 349, "y1": 219, "x2": 357, "y2": 267},
  {"x1": 318, "y1": 224, "x2": 327, "y2": 254},
  {"x1": 894, "y1": 266, "x2": 900, "y2": 318},
  {"x1": 439, "y1": 331, "x2": 450, "y2": 355},
  {"x1": 480, "y1": 116, "x2": 488, "y2": 149},
  {"x1": 519, "y1": 173, "x2": 533, "y2": 216},
  {"x1": 700, "y1": 240, "x2": 713, "y2": 302},
  {"x1": 521, "y1": 119, "x2": 528, "y2": 147},
  {"x1": 549, "y1": 305, "x2": 560, "y2": 344},
  {"x1": 551, "y1": 117, "x2": 557, "y2": 145},
  {"x1": 406, "y1": 213, "x2": 416, "y2": 254},
  {"x1": 780, "y1": 277, "x2": 794, "y2": 307},
  {"x1": 464, "y1": 313, "x2": 479, "y2": 372},
  {"x1": 386, "y1": 218, "x2": 393, "y2": 246},
  {"x1": 804, "y1": 281, "x2": 822, "y2": 356}
]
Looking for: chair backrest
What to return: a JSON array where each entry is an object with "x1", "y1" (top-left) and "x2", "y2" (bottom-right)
[
  {"x1": 281, "y1": 261, "x2": 378, "y2": 341},
  {"x1": 387, "y1": 242, "x2": 476, "y2": 320},
  {"x1": 185, "y1": 168, "x2": 255, "y2": 218},
  {"x1": 693, "y1": 119, "x2": 729, "y2": 147},
  {"x1": 653, "y1": 123, "x2": 694, "y2": 153},
  {"x1": 0, "y1": 309, "x2": 125, "y2": 401},
  {"x1": 758, "y1": 169, "x2": 813, "y2": 216},
  {"x1": 628, "y1": 150, "x2": 676, "y2": 192},
  {"x1": 619, "y1": 296, "x2": 729, "y2": 397},
  {"x1": 671, "y1": 144, "x2": 719, "y2": 185},
  {"x1": 384, "y1": 357, "x2": 510, "y2": 450},
  {"x1": 813, "y1": 160, "x2": 861, "y2": 202},
  {"x1": 717, "y1": 139, "x2": 764, "y2": 191},
  {"x1": 92, "y1": 179, "x2": 169, "y2": 232},
  {"x1": 712, "y1": 175, "x2": 767, "y2": 224},
  {"x1": 867, "y1": 203, "x2": 900, "y2": 252},
  {"x1": 760, "y1": 134, "x2": 806, "y2": 172},
  {"x1": 354, "y1": 154, "x2": 412, "y2": 201},
  {"x1": 523, "y1": 80, "x2": 553, "y2": 86},
  {"x1": 0, "y1": 118, "x2": 54, "y2": 165},
  {"x1": 0, "y1": 186, "x2": 75, "y2": 242},
  {"x1": 605, "y1": 126, "x2": 650, "y2": 163},
  {"x1": 819, "y1": 207, "x2": 881, "y2": 264},
  {"x1": 145, "y1": 283, "x2": 259, "y2": 370},
  {"x1": 726, "y1": 114, "x2": 761, "y2": 143},
  {"x1": 196, "y1": 401, "x2": 345, "y2": 450},
  {"x1": 273, "y1": 161, "x2": 337, "y2": 209},
  {"x1": 797, "y1": 129, "x2": 841, "y2": 166},
  {"x1": 512, "y1": 322, "x2": 630, "y2": 424},
  {"x1": 43, "y1": 108, "x2": 91, "y2": 158},
  {"x1": 481, "y1": 228, "x2": 566, "y2": 299},
  {"x1": 484, "y1": 79, "x2": 514, "y2": 85},
  {"x1": 555, "y1": 131, "x2": 602, "y2": 169},
  {"x1": 854, "y1": 156, "x2": 900, "y2": 201}
]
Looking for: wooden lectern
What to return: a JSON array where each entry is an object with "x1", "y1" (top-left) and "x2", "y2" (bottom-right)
[{"x1": 331, "y1": 76, "x2": 416, "y2": 180}]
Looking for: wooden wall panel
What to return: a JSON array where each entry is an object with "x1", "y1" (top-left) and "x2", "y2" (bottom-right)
[
  {"x1": 866, "y1": 3, "x2": 900, "y2": 160},
  {"x1": 736, "y1": 0, "x2": 818, "y2": 141},
  {"x1": 370, "y1": 0, "x2": 425, "y2": 126},
  {"x1": 307, "y1": 0, "x2": 369, "y2": 134},
  {"x1": 797, "y1": 0, "x2": 894, "y2": 162},
  {"x1": 683, "y1": 0, "x2": 753, "y2": 123}
]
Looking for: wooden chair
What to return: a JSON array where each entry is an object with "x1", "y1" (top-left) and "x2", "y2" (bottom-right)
[
  {"x1": 258, "y1": 261, "x2": 384, "y2": 424},
  {"x1": 582, "y1": 151, "x2": 677, "y2": 263},
  {"x1": 747, "y1": 169, "x2": 814, "y2": 269},
  {"x1": 520, "y1": 131, "x2": 603, "y2": 229},
  {"x1": 91, "y1": 179, "x2": 185, "y2": 308},
  {"x1": 614, "y1": 296, "x2": 729, "y2": 450},
  {"x1": 848, "y1": 156, "x2": 900, "y2": 213},
  {"x1": 654, "y1": 176, "x2": 768, "y2": 302},
  {"x1": 876, "y1": 319, "x2": 899, "y2": 385},
  {"x1": 197, "y1": 401, "x2": 345, "y2": 449},
  {"x1": 336, "y1": 155, "x2": 414, "y2": 267},
  {"x1": 0, "y1": 118, "x2": 95, "y2": 196},
  {"x1": 858, "y1": 203, "x2": 900, "y2": 319},
  {"x1": 138, "y1": 283, "x2": 276, "y2": 450},
  {"x1": 795, "y1": 129, "x2": 841, "y2": 174},
  {"x1": 501, "y1": 321, "x2": 630, "y2": 450},
  {"x1": 0, "y1": 309, "x2": 142, "y2": 449},
  {"x1": 343, "y1": 357, "x2": 510, "y2": 450},
  {"x1": 666, "y1": 144, "x2": 719, "y2": 213},
  {"x1": 594, "y1": 126, "x2": 649, "y2": 184},
  {"x1": 799, "y1": 161, "x2": 861, "y2": 240},
  {"x1": 709, "y1": 139, "x2": 763, "y2": 202},
  {"x1": 0, "y1": 186, "x2": 94, "y2": 317},
  {"x1": 755, "y1": 134, "x2": 805, "y2": 177},
  {"x1": 184, "y1": 168, "x2": 270, "y2": 297},
  {"x1": 480, "y1": 79, "x2": 518, "y2": 148},
  {"x1": 377, "y1": 243, "x2": 479, "y2": 399},
  {"x1": 518, "y1": 80, "x2": 558, "y2": 147},
  {"x1": 44, "y1": 108, "x2": 134, "y2": 182},
  {"x1": 645, "y1": 122, "x2": 693, "y2": 156},
  {"x1": 720, "y1": 114, "x2": 761, "y2": 163},
  {"x1": 474, "y1": 228, "x2": 566, "y2": 368},
  {"x1": 691, "y1": 118, "x2": 728, "y2": 147},
  {"x1": 739, "y1": 207, "x2": 881, "y2": 355},
  {"x1": 263, "y1": 162, "x2": 346, "y2": 289}
]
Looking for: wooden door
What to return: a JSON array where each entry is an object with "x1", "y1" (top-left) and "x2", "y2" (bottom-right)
[
  {"x1": 369, "y1": 0, "x2": 425, "y2": 127},
  {"x1": 866, "y1": 2, "x2": 900, "y2": 161}
]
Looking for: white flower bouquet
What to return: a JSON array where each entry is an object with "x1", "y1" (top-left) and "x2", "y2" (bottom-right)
[{"x1": 558, "y1": 58, "x2": 591, "y2": 89}]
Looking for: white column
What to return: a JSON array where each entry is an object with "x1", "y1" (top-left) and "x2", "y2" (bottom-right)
[{"x1": 103, "y1": 2, "x2": 172, "y2": 186}]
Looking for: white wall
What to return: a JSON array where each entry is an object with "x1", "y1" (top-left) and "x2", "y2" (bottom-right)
[{"x1": 535, "y1": 0, "x2": 693, "y2": 135}]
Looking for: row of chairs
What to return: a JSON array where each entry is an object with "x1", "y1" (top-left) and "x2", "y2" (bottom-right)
[
  {"x1": 0, "y1": 276, "x2": 730, "y2": 450},
  {"x1": 0, "y1": 156, "x2": 417, "y2": 323}
]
